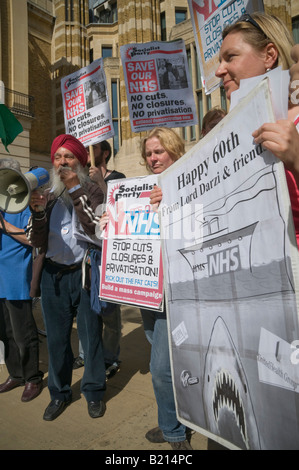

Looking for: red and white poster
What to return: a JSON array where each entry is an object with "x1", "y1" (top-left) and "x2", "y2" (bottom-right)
[
  {"x1": 188, "y1": 0, "x2": 264, "y2": 94},
  {"x1": 120, "y1": 40, "x2": 198, "y2": 132},
  {"x1": 60, "y1": 59, "x2": 114, "y2": 146},
  {"x1": 100, "y1": 175, "x2": 164, "y2": 310}
]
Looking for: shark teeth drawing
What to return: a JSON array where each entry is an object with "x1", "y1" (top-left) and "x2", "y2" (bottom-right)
[
  {"x1": 203, "y1": 316, "x2": 261, "y2": 450},
  {"x1": 213, "y1": 369, "x2": 246, "y2": 445}
]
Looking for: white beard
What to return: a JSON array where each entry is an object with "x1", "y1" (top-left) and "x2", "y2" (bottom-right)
[{"x1": 50, "y1": 165, "x2": 89, "y2": 207}]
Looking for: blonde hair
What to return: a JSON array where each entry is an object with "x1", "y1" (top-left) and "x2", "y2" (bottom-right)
[
  {"x1": 140, "y1": 127, "x2": 185, "y2": 171},
  {"x1": 222, "y1": 12, "x2": 294, "y2": 70}
]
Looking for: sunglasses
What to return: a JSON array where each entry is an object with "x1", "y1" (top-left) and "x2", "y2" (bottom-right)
[{"x1": 236, "y1": 13, "x2": 266, "y2": 36}]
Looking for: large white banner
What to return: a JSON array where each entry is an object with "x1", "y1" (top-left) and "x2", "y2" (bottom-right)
[
  {"x1": 159, "y1": 79, "x2": 299, "y2": 449},
  {"x1": 60, "y1": 59, "x2": 114, "y2": 146},
  {"x1": 188, "y1": 0, "x2": 264, "y2": 94},
  {"x1": 120, "y1": 40, "x2": 198, "y2": 132}
]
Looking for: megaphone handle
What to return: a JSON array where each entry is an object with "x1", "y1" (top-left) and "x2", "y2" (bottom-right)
[
  {"x1": 89, "y1": 145, "x2": 95, "y2": 166},
  {"x1": 0, "y1": 212, "x2": 26, "y2": 236},
  {"x1": 0, "y1": 212, "x2": 6, "y2": 232}
]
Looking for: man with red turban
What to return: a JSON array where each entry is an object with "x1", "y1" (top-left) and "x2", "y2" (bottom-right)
[{"x1": 27, "y1": 134, "x2": 107, "y2": 421}]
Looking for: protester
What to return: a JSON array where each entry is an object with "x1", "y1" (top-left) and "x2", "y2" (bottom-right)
[
  {"x1": 0, "y1": 157, "x2": 43, "y2": 402},
  {"x1": 140, "y1": 128, "x2": 193, "y2": 450},
  {"x1": 88, "y1": 140, "x2": 126, "y2": 185},
  {"x1": 130, "y1": 128, "x2": 192, "y2": 449},
  {"x1": 27, "y1": 134, "x2": 107, "y2": 421},
  {"x1": 73, "y1": 140, "x2": 125, "y2": 379},
  {"x1": 201, "y1": 107, "x2": 227, "y2": 137},
  {"x1": 90, "y1": 141, "x2": 125, "y2": 377},
  {"x1": 99, "y1": 128, "x2": 190, "y2": 449},
  {"x1": 215, "y1": 12, "x2": 299, "y2": 247}
]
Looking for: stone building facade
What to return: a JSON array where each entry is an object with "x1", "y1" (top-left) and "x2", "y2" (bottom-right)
[{"x1": 0, "y1": 0, "x2": 297, "y2": 176}]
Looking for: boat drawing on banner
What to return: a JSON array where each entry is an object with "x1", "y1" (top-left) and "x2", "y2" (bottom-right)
[{"x1": 177, "y1": 165, "x2": 295, "y2": 300}]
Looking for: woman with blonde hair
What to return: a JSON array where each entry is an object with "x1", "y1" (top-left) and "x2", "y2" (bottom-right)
[
  {"x1": 140, "y1": 127, "x2": 185, "y2": 172},
  {"x1": 140, "y1": 127, "x2": 193, "y2": 449},
  {"x1": 101, "y1": 127, "x2": 192, "y2": 449}
]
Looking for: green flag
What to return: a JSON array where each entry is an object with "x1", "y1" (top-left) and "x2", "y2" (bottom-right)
[{"x1": 0, "y1": 103, "x2": 23, "y2": 152}]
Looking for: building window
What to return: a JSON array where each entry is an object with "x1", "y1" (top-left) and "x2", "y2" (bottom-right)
[
  {"x1": 182, "y1": 45, "x2": 209, "y2": 141},
  {"x1": 65, "y1": 0, "x2": 74, "y2": 22},
  {"x1": 65, "y1": 0, "x2": 68, "y2": 21},
  {"x1": 197, "y1": 89, "x2": 204, "y2": 129},
  {"x1": 112, "y1": 81, "x2": 120, "y2": 154},
  {"x1": 89, "y1": 47, "x2": 94, "y2": 64},
  {"x1": 102, "y1": 46, "x2": 113, "y2": 58},
  {"x1": 207, "y1": 93, "x2": 212, "y2": 110},
  {"x1": 220, "y1": 87, "x2": 227, "y2": 112},
  {"x1": 188, "y1": 48, "x2": 196, "y2": 140},
  {"x1": 175, "y1": 9, "x2": 187, "y2": 25},
  {"x1": 111, "y1": 2, "x2": 118, "y2": 23},
  {"x1": 161, "y1": 12, "x2": 166, "y2": 41},
  {"x1": 94, "y1": 1, "x2": 118, "y2": 24},
  {"x1": 195, "y1": 51, "x2": 204, "y2": 130},
  {"x1": 293, "y1": 16, "x2": 299, "y2": 44},
  {"x1": 79, "y1": 0, "x2": 86, "y2": 25},
  {"x1": 70, "y1": 0, "x2": 74, "y2": 21}
]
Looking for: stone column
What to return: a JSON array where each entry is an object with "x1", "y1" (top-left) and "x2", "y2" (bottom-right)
[
  {"x1": 53, "y1": 0, "x2": 89, "y2": 136},
  {"x1": 116, "y1": 0, "x2": 161, "y2": 175},
  {"x1": 263, "y1": 0, "x2": 292, "y2": 32}
]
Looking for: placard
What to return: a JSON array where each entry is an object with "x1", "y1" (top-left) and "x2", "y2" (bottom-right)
[
  {"x1": 100, "y1": 175, "x2": 164, "y2": 310},
  {"x1": 159, "y1": 79, "x2": 299, "y2": 449},
  {"x1": 120, "y1": 40, "x2": 198, "y2": 132},
  {"x1": 60, "y1": 59, "x2": 114, "y2": 146},
  {"x1": 188, "y1": 0, "x2": 264, "y2": 94}
]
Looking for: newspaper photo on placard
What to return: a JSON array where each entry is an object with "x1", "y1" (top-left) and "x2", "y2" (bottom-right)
[
  {"x1": 158, "y1": 79, "x2": 299, "y2": 450},
  {"x1": 100, "y1": 175, "x2": 164, "y2": 310},
  {"x1": 60, "y1": 59, "x2": 114, "y2": 147},
  {"x1": 188, "y1": 0, "x2": 264, "y2": 94},
  {"x1": 120, "y1": 40, "x2": 198, "y2": 133}
]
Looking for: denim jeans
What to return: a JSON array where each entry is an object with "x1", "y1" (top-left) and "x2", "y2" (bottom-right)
[
  {"x1": 78, "y1": 303, "x2": 121, "y2": 365},
  {"x1": 0, "y1": 299, "x2": 43, "y2": 383},
  {"x1": 102, "y1": 304, "x2": 121, "y2": 365},
  {"x1": 41, "y1": 261, "x2": 106, "y2": 402},
  {"x1": 140, "y1": 308, "x2": 186, "y2": 443}
]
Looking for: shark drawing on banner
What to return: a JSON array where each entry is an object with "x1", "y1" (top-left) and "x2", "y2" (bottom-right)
[{"x1": 202, "y1": 316, "x2": 261, "y2": 450}]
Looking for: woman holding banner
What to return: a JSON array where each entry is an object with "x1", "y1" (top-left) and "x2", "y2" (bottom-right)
[
  {"x1": 215, "y1": 12, "x2": 299, "y2": 247},
  {"x1": 140, "y1": 127, "x2": 193, "y2": 450},
  {"x1": 100, "y1": 127, "x2": 192, "y2": 449}
]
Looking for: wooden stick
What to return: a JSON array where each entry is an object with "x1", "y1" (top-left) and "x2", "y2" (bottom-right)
[{"x1": 89, "y1": 145, "x2": 95, "y2": 166}]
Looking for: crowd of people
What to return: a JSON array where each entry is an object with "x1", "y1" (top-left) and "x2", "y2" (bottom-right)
[{"x1": 1, "y1": 12, "x2": 299, "y2": 450}]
